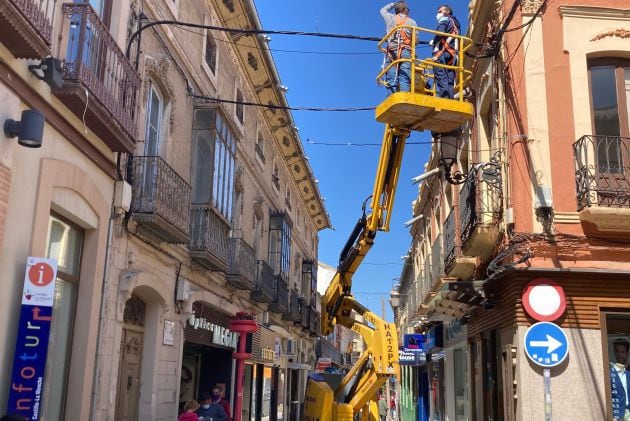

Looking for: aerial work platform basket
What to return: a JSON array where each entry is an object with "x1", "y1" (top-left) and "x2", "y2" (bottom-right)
[{"x1": 375, "y1": 24, "x2": 474, "y2": 132}]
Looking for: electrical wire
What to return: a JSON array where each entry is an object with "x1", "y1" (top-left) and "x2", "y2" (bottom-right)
[
  {"x1": 503, "y1": 0, "x2": 548, "y2": 32},
  {"x1": 170, "y1": 23, "x2": 383, "y2": 56},
  {"x1": 127, "y1": 18, "x2": 383, "y2": 57},
  {"x1": 190, "y1": 93, "x2": 375, "y2": 112}
]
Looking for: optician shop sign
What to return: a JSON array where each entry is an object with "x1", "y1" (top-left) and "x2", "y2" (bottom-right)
[{"x1": 7, "y1": 257, "x2": 58, "y2": 419}]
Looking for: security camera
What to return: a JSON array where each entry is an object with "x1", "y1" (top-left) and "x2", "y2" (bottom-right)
[{"x1": 411, "y1": 167, "x2": 440, "y2": 185}]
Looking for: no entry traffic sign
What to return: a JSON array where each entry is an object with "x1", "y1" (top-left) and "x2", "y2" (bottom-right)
[{"x1": 522, "y1": 278, "x2": 566, "y2": 322}]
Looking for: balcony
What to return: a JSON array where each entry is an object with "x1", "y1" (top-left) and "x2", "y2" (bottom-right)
[
  {"x1": 54, "y1": 3, "x2": 139, "y2": 152},
  {"x1": 298, "y1": 297, "x2": 310, "y2": 329},
  {"x1": 226, "y1": 237, "x2": 256, "y2": 290},
  {"x1": 189, "y1": 204, "x2": 229, "y2": 271},
  {"x1": 282, "y1": 290, "x2": 300, "y2": 322},
  {"x1": 0, "y1": 0, "x2": 53, "y2": 58},
  {"x1": 130, "y1": 156, "x2": 190, "y2": 244},
  {"x1": 574, "y1": 135, "x2": 630, "y2": 236},
  {"x1": 459, "y1": 163, "x2": 502, "y2": 260},
  {"x1": 431, "y1": 234, "x2": 444, "y2": 282},
  {"x1": 251, "y1": 260, "x2": 274, "y2": 303},
  {"x1": 309, "y1": 307, "x2": 320, "y2": 337},
  {"x1": 269, "y1": 276, "x2": 289, "y2": 314},
  {"x1": 443, "y1": 207, "x2": 477, "y2": 281}
]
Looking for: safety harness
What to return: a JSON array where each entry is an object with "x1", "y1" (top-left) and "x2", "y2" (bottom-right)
[{"x1": 433, "y1": 17, "x2": 459, "y2": 65}]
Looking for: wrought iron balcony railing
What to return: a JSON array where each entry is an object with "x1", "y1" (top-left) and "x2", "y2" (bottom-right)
[
  {"x1": 55, "y1": 3, "x2": 139, "y2": 152},
  {"x1": 459, "y1": 161, "x2": 503, "y2": 249},
  {"x1": 130, "y1": 156, "x2": 190, "y2": 243},
  {"x1": 431, "y1": 234, "x2": 444, "y2": 282},
  {"x1": 443, "y1": 208, "x2": 457, "y2": 274},
  {"x1": 251, "y1": 260, "x2": 274, "y2": 303},
  {"x1": 299, "y1": 296, "x2": 310, "y2": 328},
  {"x1": 189, "y1": 204, "x2": 229, "y2": 271},
  {"x1": 0, "y1": 0, "x2": 54, "y2": 58},
  {"x1": 574, "y1": 135, "x2": 630, "y2": 211},
  {"x1": 227, "y1": 237, "x2": 256, "y2": 290},
  {"x1": 309, "y1": 308, "x2": 320, "y2": 336},
  {"x1": 269, "y1": 276, "x2": 289, "y2": 314},
  {"x1": 283, "y1": 290, "x2": 300, "y2": 322}
]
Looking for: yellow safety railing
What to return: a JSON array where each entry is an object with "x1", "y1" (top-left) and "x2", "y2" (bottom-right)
[{"x1": 376, "y1": 24, "x2": 473, "y2": 100}]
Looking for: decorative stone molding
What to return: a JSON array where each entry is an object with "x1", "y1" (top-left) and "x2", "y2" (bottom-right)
[
  {"x1": 590, "y1": 29, "x2": 630, "y2": 42},
  {"x1": 253, "y1": 199, "x2": 263, "y2": 221},
  {"x1": 522, "y1": 0, "x2": 545, "y2": 15},
  {"x1": 118, "y1": 270, "x2": 139, "y2": 322},
  {"x1": 143, "y1": 57, "x2": 177, "y2": 133}
]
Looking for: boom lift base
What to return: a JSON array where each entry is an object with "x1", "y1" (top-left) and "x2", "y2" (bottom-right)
[{"x1": 375, "y1": 91, "x2": 474, "y2": 133}]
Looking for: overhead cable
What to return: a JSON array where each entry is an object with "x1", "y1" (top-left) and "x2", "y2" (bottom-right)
[{"x1": 190, "y1": 93, "x2": 375, "y2": 112}]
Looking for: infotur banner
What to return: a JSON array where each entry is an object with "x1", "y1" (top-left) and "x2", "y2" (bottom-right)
[{"x1": 7, "y1": 257, "x2": 57, "y2": 419}]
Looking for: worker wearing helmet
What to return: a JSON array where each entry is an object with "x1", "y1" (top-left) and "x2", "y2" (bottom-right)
[
  {"x1": 380, "y1": 1, "x2": 417, "y2": 94},
  {"x1": 430, "y1": 4, "x2": 461, "y2": 99}
]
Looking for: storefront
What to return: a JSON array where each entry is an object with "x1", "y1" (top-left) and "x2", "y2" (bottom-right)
[
  {"x1": 426, "y1": 324, "x2": 445, "y2": 421},
  {"x1": 181, "y1": 302, "x2": 238, "y2": 413},
  {"x1": 244, "y1": 325, "x2": 284, "y2": 421},
  {"x1": 443, "y1": 319, "x2": 469, "y2": 421}
]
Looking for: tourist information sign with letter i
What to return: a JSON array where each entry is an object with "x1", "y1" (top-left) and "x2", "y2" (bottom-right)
[
  {"x1": 524, "y1": 321, "x2": 569, "y2": 368},
  {"x1": 7, "y1": 257, "x2": 57, "y2": 419}
]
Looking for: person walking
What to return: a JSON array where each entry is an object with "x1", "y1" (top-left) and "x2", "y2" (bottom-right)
[
  {"x1": 212, "y1": 386, "x2": 232, "y2": 421},
  {"x1": 179, "y1": 400, "x2": 200, "y2": 421},
  {"x1": 378, "y1": 394, "x2": 388, "y2": 421},
  {"x1": 197, "y1": 390, "x2": 228, "y2": 421},
  {"x1": 431, "y1": 4, "x2": 461, "y2": 99},
  {"x1": 380, "y1": 2, "x2": 417, "y2": 94}
]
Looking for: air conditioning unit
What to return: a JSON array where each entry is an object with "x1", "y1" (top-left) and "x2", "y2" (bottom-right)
[{"x1": 284, "y1": 339, "x2": 297, "y2": 356}]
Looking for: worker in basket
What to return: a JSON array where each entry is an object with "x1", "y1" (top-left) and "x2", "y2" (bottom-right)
[
  {"x1": 430, "y1": 4, "x2": 462, "y2": 99},
  {"x1": 380, "y1": 1, "x2": 418, "y2": 94}
]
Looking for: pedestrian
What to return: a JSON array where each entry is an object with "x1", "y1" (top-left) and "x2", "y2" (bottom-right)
[
  {"x1": 380, "y1": 2, "x2": 418, "y2": 94},
  {"x1": 197, "y1": 390, "x2": 228, "y2": 421},
  {"x1": 389, "y1": 393, "x2": 397, "y2": 420},
  {"x1": 430, "y1": 4, "x2": 461, "y2": 99},
  {"x1": 211, "y1": 386, "x2": 232, "y2": 421},
  {"x1": 378, "y1": 393, "x2": 388, "y2": 421},
  {"x1": 179, "y1": 400, "x2": 200, "y2": 421},
  {"x1": 611, "y1": 339, "x2": 630, "y2": 421}
]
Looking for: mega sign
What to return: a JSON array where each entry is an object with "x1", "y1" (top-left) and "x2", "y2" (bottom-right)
[
  {"x1": 7, "y1": 257, "x2": 58, "y2": 419},
  {"x1": 188, "y1": 313, "x2": 240, "y2": 349}
]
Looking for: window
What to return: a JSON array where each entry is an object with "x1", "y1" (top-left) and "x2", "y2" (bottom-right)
[
  {"x1": 42, "y1": 214, "x2": 84, "y2": 420},
  {"x1": 589, "y1": 59, "x2": 630, "y2": 173},
  {"x1": 590, "y1": 59, "x2": 630, "y2": 137},
  {"x1": 301, "y1": 260, "x2": 316, "y2": 303},
  {"x1": 205, "y1": 33, "x2": 217, "y2": 74},
  {"x1": 285, "y1": 186, "x2": 292, "y2": 210},
  {"x1": 268, "y1": 212, "x2": 292, "y2": 280},
  {"x1": 192, "y1": 109, "x2": 236, "y2": 220},
  {"x1": 144, "y1": 85, "x2": 163, "y2": 156},
  {"x1": 255, "y1": 131, "x2": 265, "y2": 162},
  {"x1": 235, "y1": 88, "x2": 244, "y2": 124},
  {"x1": 272, "y1": 162, "x2": 280, "y2": 190}
]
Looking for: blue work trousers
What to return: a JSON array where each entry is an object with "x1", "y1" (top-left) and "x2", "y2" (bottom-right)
[
  {"x1": 386, "y1": 48, "x2": 411, "y2": 94},
  {"x1": 434, "y1": 51, "x2": 456, "y2": 99}
]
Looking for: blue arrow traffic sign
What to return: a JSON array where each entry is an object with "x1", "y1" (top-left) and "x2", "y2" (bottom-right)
[{"x1": 524, "y1": 322, "x2": 569, "y2": 368}]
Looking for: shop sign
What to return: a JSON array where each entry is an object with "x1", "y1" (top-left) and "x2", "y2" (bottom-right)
[
  {"x1": 444, "y1": 319, "x2": 467, "y2": 348},
  {"x1": 7, "y1": 257, "x2": 58, "y2": 419},
  {"x1": 254, "y1": 327, "x2": 278, "y2": 363},
  {"x1": 399, "y1": 347, "x2": 426, "y2": 366},
  {"x1": 403, "y1": 334, "x2": 425, "y2": 352},
  {"x1": 188, "y1": 313, "x2": 239, "y2": 349}
]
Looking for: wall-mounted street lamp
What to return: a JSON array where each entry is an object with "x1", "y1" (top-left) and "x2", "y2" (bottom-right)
[{"x1": 4, "y1": 109, "x2": 45, "y2": 148}]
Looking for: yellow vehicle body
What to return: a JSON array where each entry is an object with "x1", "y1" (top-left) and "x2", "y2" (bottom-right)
[{"x1": 302, "y1": 24, "x2": 473, "y2": 421}]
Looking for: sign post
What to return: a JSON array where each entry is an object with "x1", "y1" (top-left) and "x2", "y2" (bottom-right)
[{"x1": 7, "y1": 257, "x2": 58, "y2": 419}]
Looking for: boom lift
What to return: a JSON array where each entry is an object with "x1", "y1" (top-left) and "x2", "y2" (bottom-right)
[{"x1": 302, "y1": 24, "x2": 473, "y2": 421}]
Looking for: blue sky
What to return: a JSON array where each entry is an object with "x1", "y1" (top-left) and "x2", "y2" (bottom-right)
[{"x1": 255, "y1": 1, "x2": 470, "y2": 321}]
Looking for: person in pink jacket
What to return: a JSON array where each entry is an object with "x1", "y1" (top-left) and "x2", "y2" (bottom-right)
[{"x1": 179, "y1": 400, "x2": 200, "y2": 421}]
